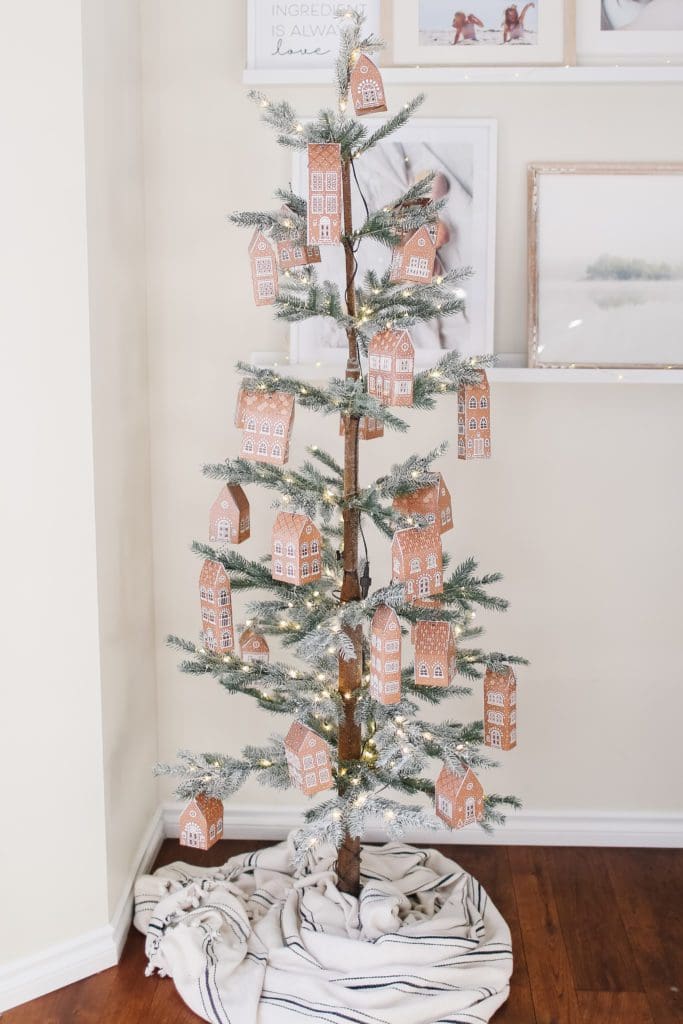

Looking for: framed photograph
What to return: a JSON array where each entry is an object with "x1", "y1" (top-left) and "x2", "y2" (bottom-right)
[
  {"x1": 290, "y1": 119, "x2": 497, "y2": 366},
  {"x1": 576, "y1": 0, "x2": 683, "y2": 63},
  {"x1": 246, "y1": 1, "x2": 381, "y2": 71},
  {"x1": 528, "y1": 164, "x2": 683, "y2": 369},
  {"x1": 393, "y1": 0, "x2": 573, "y2": 66}
]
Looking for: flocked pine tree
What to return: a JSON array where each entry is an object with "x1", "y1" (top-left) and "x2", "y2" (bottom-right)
[{"x1": 158, "y1": 10, "x2": 523, "y2": 898}]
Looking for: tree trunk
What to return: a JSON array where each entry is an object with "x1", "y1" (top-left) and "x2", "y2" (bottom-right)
[{"x1": 336, "y1": 158, "x2": 363, "y2": 897}]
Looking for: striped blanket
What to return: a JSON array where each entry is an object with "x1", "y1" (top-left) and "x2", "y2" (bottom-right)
[{"x1": 134, "y1": 837, "x2": 512, "y2": 1024}]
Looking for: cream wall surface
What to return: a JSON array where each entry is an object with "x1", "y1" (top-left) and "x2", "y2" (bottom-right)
[{"x1": 142, "y1": 1, "x2": 683, "y2": 821}]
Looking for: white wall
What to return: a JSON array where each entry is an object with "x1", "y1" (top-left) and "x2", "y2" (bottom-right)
[
  {"x1": 0, "y1": 1, "x2": 109, "y2": 961},
  {"x1": 141, "y1": 0, "x2": 683, "y2": 822},
  {"x1": 0, "y1": 0, "x2": 156, "y2": 973},
  {"x1": 82, "y1": 0, "x2": 158, "y2": 916}
]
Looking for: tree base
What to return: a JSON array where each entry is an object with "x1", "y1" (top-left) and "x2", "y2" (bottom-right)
[{"x1": 135, "y1": 835, "x2": 512, "y2": 1023}]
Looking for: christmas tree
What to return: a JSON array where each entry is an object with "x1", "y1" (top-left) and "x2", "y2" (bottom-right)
[{"x1": 158, "y1": 10, "x2": 523, "y2": 899}]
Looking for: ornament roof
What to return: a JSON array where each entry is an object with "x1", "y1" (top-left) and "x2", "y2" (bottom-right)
[
  {"x1": 212, "y1": 484, "x2": 249, "y2": 516},
  {"x1": 248, "y1": 229, "x2": 274, "y2": 256},
  {"x1": 392, "y1": 524, "x2": 441, "y2": 560},
  {"x1": 308, "y1": 142, "x2": 342, "y2": 173},
  {"x1": 240, "y1": 628, "x2": 269, "y2": 652},
  {"x1": 485, "y1": 665, "x2": 516, "y2": 688},
  {"x1": 368, "y1": 329, "x2": 414, "y2": 356},
  {"x1": 285, "y1": 721, "x2": 325, "y2": 753},
  {"x1": 415, "y1": 620, "x2": 453, "y2": 654},
  {"x1": 199, "y1": 559, "x2": 230, "y2": 589},
  {"x1": 436, "y1": 763, "x2": 477, "y2": 796},
  {"x1": 235, "y1": 389, "x2": 295, "y2": 428},
  {"x1": 183, "y1": 794, "x2": 223, "y2": 827},
  {"x1": 371, "y1": 604, "x2": 401, "y2": 635},
  {"x1": 272, "y1": 512, "x2": 320, "y2": 543}
]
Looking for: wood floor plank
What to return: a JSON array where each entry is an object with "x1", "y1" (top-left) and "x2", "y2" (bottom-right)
[
  {"x1": 509, "y1": 846, "x2": 583, "y2": 1024},
  {"x1": 548, "y1": 847, "x2": 642, "y2": 992},
  {"x1": 606, "y1": 849, "x2": 683, "y2": 1024},
  {"x1": 577, "y1": 991, "x2": 656, "y2": 1023},
  {"x1": 441, "y1": 844, "x2": 536, "y2": 1024}
]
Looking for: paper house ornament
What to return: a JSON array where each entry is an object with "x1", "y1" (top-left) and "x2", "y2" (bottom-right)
[
  {"x1": 276, "y1": 239, "x2": 321, "y2": 270},
  {"x1": 435, "y1": 764, "x2": 484, "y2": 830},
  {"x1": 414, "y1": 620, "x2": 456, "y2": 687},
  {"x1": 199, "y1": 559, "x2": 234, "y2": 654},
  {"x1": 179, "y1": 795, "x2": 224, "y2": 850},
  {"x1": 349, "y1": 54, "x2": 387, "y2": 116},
  {"x1": 209, "y1": 484, "x2": 250, "y2": 545},
  {"x1": 484, "y1": 666, "x2": 517, "y2": 751},
  {"x1": 370, "y1": 605, "x2": 402, "y2": 705},
  {"x1": 457, "y1": 371, "x2": 491, "y2": 461},
  {"x1": 248, "y1": 230, "x2": 279, "y2": 306},
  {"x1": 307, "y1": 143, "x2": 342, "y2": 246},
  {"x1": 367, "y1": 329, "x2": 415, "y2": 408},
  {"x1": 389, "y1": 224, "x2": 437, "y2": 285},
  {"x1": 391, "y1": 525, "x2": 443, "y2": 602},
  {"x1": 284, "y1": 722, "x2": 333, "y2": 796},
  {"x1": 393, "y1": 474, "x2": 453, "y2": 534},
  {"x1": 235, "y1": 389, "x2": 295, "y2": 466},
  {"x1": 271, "y1": 512, "x2": 322, "y2": 585},
  {"x1": 340, "y1": 414, "x2": 384, "y2": 441},
  {"x1": 239, "y1": 628, "x2": 270, "y2": 664}
]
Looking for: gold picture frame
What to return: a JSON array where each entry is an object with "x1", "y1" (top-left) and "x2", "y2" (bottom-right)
[{"x1": 528, "y1": 162, "x2": 683, "y2": 369}]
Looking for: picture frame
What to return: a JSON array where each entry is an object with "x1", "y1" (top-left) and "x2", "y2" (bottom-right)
[
  {"x1": 576, "y1": 0, "x2": 683, "y2": 64},
  {"x1": 528, "y1": 163, "x2": 683, "y2": 369},
  {"x1": 290, "y1": 119, "x2": 498, "y2": 366},
  {"x1": 246, "y1": 1, "x2": 382, "y2": 72},
  {"x1": 392, "y1": 0, "x2": 574, "y2": 66}
]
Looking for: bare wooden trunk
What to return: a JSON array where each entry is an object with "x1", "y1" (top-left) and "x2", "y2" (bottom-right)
[{"x1": 336, "y1": 158, "x2": 363, "y2": 897}]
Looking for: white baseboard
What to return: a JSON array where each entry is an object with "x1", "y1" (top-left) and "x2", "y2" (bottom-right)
[
  {"x1": 162, "y1": 799, "x2": 683, "y2": 849},
  {"x1": 0, "y1": 806, "x2": 164, "y2": 1013}
]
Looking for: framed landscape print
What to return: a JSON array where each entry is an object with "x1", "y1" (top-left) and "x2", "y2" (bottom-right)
[
  {"x1": 576, "y1": 0, "x2": 683, "y2": 62},
  {"x1": 290, "y1": 119, "x2": 497, "y2": 366},
  {"x1": 528, "y1": 164, "x2": 683, "y2": 368},
  {"x1": 393, "y1": 0, "x2": 573, "y2": 66},
  {"x1": 247, "y1": 1, "x2": 381, "y2": 71}
]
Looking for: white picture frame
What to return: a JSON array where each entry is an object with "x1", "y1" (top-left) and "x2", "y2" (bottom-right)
[
  {"x1": 290, "y1": 119, "x2": 497, "y2": 367},
  {"x1": 393, "y1": 0, "x2": 573, "y2": 66},
  {"x1": 576, "y1": 0, "x2": 683, "y2": 64},
  {"x1": 528, "y1": 163, "x2": 683, "y2": 369},
  {"x1": 246, "y1": 1, "x2": 381, "y2": 72}
]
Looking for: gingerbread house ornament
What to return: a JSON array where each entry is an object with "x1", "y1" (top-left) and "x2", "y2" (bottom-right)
[
  {"x1": 391, "y1": 525, "x2": 443, "y2": 602},
  {"x1": 209, "y1": 484, "x2": 250, "y2": 544},
  {"x1": 235, "y1": 389, "x2": 295, "y2": 466},
  {"x1": 367, "y1": 329, "x2": 415, "y2": 407},
  {"x1": 239, "y1": 628, "x2": 270, "y2": 664},
  {"x1": 389, "y1": 224, "x2": 437, "y2": 285},
  {"x1": 284, "y1": 722, "x2": 333, "y2": 796},
  {"x1": 349, "y1": 54, "x2": 387, "y2": 116},
  {"x1": 484, "y1": 666, "x2": 517, "y2": 751},
  {"x1": 340, "y1": 414, "x2": 384, "y2": 441},
  {"x1": 393, "y1": 473, "x2": 453, "y2": 534},
  {"x1": 458, "y1": 371, "x2": 491, "y2": 460},
  {"x1": 307, "y1": 143, "x2": 342, "y2": 246},
  {"x1": 435, "y1": 764, "x2": 484, "y2": 830},
  {"x1": 271, "y1": 512, "x2": 322, "y2": 585},
  {"x1": 248, "y1": 229, "x2": 279, "y2": 306},
  {"x1": 179, "y1": 794, "x2": 224, "y2": 850},
  {"x1": 199, "y1": 559, "x2": 234, "y2": 654},
  {"x1": 370, "y1": 605, "x2": 402, "y2": 705},
  {"x1": 276, "y1": 207, "x2": 321, "y2": 269},
  {"x1": 414, "y1": 620, "x2": 456, "y2": 687}
]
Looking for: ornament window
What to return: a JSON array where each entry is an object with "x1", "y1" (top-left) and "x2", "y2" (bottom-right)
[
  {"x1": 301, "y1": 543, "x2": 309, "y2": 557},
  {"x1": 385, "y1": 640, "x2": 399, "y2": 653},
  {"x1": 427, "y1": 555, "x2": 437, "y2": 569},
  {"x1": 274, "y1": 561, "x2": 283, "y2": 575},
  {"x1": 311, "y1": 195, "x2": 324, "y2": 214},
  {"x1": 302, "y1": 563, "x2": 310, "y2": 577},
  {"x1": 305, "y1": 773, "x2": 316, "y2": 787},
  {"x1": 258, "y1": 441, "x2": 268, "y2": 456},
  {"x1": 319, "y1": 768, "x2": 330, "y2": 783},
  {"x1": 219, "y1": 590, "x2": 229, "y2": 605},
  {"x1": 312, "y1": 560, "x2": 320, "y2": 573},
  {"x1": 418, "y1": 576, "x2": 430, "y2": 596},
  {"x1": 274, "y1": 541, "x2": 283, "y2": 555},
  {"x1": 469, "y1": 396, "x2": 478, "y2": 409},
  {"x1": 325, "y1": 196, "x2": 338, "y2": 215},
  {"x1": 303, "y1": 755, "x2": 314, "y2": 769},
  {"x1": 385, "y1": 660, "x2": 399, "y2": 672},
  {"x1": 200, "y1": 587, "x2": 208, "y2": 600},
  {"x1": 480, "y1": 396, "x2": 488, "y2": 409},
  {"x1": 220, "y1": 611, "x2": 230, "y2": 628},
  {"x1": 480, "y1": 417, "x2": 488, "y2": 430},
  {"x1": 311, "y1": 172, "x2": 323, "y2": 191},
  {"x1": 325, "y1": 172, "x2": 338, "y2": 191},
  {"x1": 243, "y1": 439, "x2": 254, "y2": 453},
  {"x1": 437, "y1": 794, "x2": 452, "y2": 817},
  {"x1": 274, "y1": 422, "x2": 285, "y2": 437},
  {"x1": 217, "y1": 520, "x2": 230, "y2": 540},
  {"x1": 261, "y1": 422, "x2": 271, "y2": 434},
  {"x1": 206, "y1": 589, "x2": 214, "y2": 602},
  {"x1": 469, "y1": 418, "x2": 477, "y2": 430},
  {"x1": 255, "y1": 257, "x2": 273, "y2": 277},
  {"x1": 272, "y1": 444, "x2": 282, "y2": 458},
  {"x1": 286, "y1": 542, "x2": 295, "y2": 557},
  {"x1": 410, "y1": 558, "x2": 420, "y2": 573},
  {"x1": 286, "y1": 564, "x2": 295, "y2": 578},
  {"x1": 311, "y1": 540, "x2": 319, "y2": 554},
  {"x1": 488, "y1": 710, "x2": 504, "y2": 725},
  {"x1": 488, "y1": 691, "x2": 504, "y2": 706},
  {"x1": 396, "y1": 358, "x2": 413, "y2": 372},
  {"x1": 419, "y1": 663, "x2": 429, "y2": 677},
  {"x1": 434, "y1": 664, "x2": 444, "y2": 678},
  {"x1": 221, "y1": 631, "x2": 231, "y2": 647}
]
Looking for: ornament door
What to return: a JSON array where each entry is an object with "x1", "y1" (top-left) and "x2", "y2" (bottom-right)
[
  {"x1": 182, "y1": 823, "x2": 203, "y2": 847},
  {"x1": 465, "y1": 797, "x2": 476, "y2": 822},
  {"x1": 490, "y1": 728, "x2": 502, "y2": 748},
  {"x1": 474, "y1": 437, "x2": 485, "y2": 457}
]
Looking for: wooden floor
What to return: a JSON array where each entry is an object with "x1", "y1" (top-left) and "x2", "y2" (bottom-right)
[{"x1": 4, "y1": 841, "x2": 682, "y2": 1024}]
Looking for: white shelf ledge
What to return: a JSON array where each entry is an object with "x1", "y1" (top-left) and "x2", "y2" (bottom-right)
[
  {"x1": 250, "y1": 354, "x2": 683, "y2": 384},
  {"x1": 243, "y1": 64, "x2": 683, "y2": 87}
]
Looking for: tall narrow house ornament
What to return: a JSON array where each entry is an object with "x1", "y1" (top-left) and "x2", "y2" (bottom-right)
[
  {"x1": 393, "y1": 473, "x2": 453, "y2": 534},
  {"x1": 307, "y1": 143, "x2": 342, "y2": 246},
  {"x1": 284, "y1": 723, "x2": 333, "y2": 796},
  {"x1": 235, "y1": 389, "x2": 295, "y2": 466},
  {"x1": 458, "y1": 371, "x2": 491, "y2": 460},
  {"x1": 199, "y1": 560, "x2": 234, "y2": 655},
  {"x1": 367, "y1": 329, "x2": 415, "y2": 407},
  {"x1": 484, "y1": 666, "x2": 517, "y2": 750},
  {"x1": 349, "y1": 54, "x2": 387, "y2": 115},
  {"x1": 248, "y1": 230, "x2": 279, "y2": 306},
  {"x1": 209, "y1": 484, "x2": 250, "y2": 545},
  {"x1": 370, "y1": 605, "x2": 402, "y2": 705}
]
